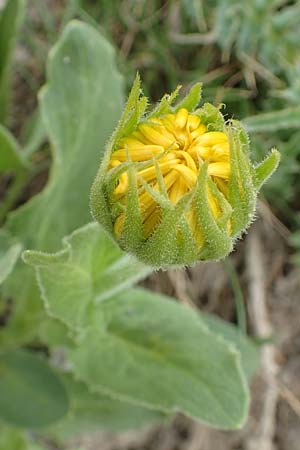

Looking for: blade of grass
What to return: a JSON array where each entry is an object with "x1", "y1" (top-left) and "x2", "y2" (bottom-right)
[
  {"x1": 0, "y1": 0, "x2": 25, "y2": 123},
  {"x1": 223, "y1": 259, "x2": 247, "y2": 335}
]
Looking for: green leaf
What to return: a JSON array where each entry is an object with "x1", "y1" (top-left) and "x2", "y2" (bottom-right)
[
  {"x1": 194, "y1": 163, "x2": 232, "y2": 261},
  {"x1": 0, "y1": 0, "x2": 25, "y2": 123},
  {"x1": 49, "y1": 375, "x2": 166, "y2": 439},
  {"x1": 68, "y1": 288, "x2": 249, "y2": 429},
  {"x1": 0, "y1": 124, "x2": 27, "y2": 173},
  {"x1": 112, "y1": 73, "x2": 148, "y2": 146},
  {"x1": 0, "y1": 229, "x2": 22, "y2": 285},
  {"x1": 1, "y1": 20, "x2": 123, "y2": 345},
  {"x1": 23, "y1": 223, "x2": 151, "y2": 331},
  {"x1": 0, "y1": 350, "x2": 69, "y2": 428},
  {"x1": 0, "y1": 269, "x2": 44, "y2": 349},
  {"x1": 21, "y1": 109, "x2": 46, "y2": 158},
  {"x1": 242, "y1": 107, "x2": 300, "y2": 132},
  {"x1": 227, "y1": 125, "x2": 256, "y2": 237},
  {"x1": 0, "y1": 425, "x2": 49, "y2": 450},
  {"x1": 201, "y1": 313, "x2": 260, "y2": 380},
  {"x1": 0, "y1": 125, "x2": 31, "y2": 223},
  {"x1": 37, "y1": 316, "x2": 75, "y2": 348},
  {"x1": 5, "y1": 20, "x2": 124, "y2": 252},
  {"x1": 174, "y1": 82, "x2": 202, "y2": 112},
  {"x1": 253, "y1": 148, "x2": 281, "y2": 191},
  {"x1": 149, "y1": 85, "x2": 181, "y2": 118},
  {"x1": 0, "y1": 426, "x2": 28, "y2": 450}
]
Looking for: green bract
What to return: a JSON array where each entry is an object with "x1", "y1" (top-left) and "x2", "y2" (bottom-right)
[{"x1": 91, "y1": 76, "x2": 280, "y2": 268}]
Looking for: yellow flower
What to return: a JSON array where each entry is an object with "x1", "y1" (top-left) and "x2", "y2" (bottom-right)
[
  {"x1": 110, "y1": 109, "x2": 230, "y2": 242},
  {"x1": 91, "y1": 76, "x2": 280, "y2": 267}
]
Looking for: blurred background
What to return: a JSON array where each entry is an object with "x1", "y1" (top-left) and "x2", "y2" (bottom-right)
[{"x1": 3, "y1": 0, "x2": 300, "y2": 449}]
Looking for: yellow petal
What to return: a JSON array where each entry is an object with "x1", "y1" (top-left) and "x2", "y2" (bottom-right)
[
  {"x1": 163, "y1": 169, "x2": 181, "y2": 191},
  {"x1": 120, "y1": 138, "x2": 148, "y2": 149},
  {"x1": 114, "y1": 213, "x2": 125, "y2": 236},
  {"x1": 187, "y1": 114, "x2": 201, "y2": 132},
  {"x1": 160, "y1": 114, "x2": 177, "y2": 134},
  {"x1": 207, "y1": 187, "x2": 220, "y2": 218},
  {"x1": 139, "y1": 170, "x2": 178, "y2": 211},
  {"x1": 211, "y1": 143, "x2": 229, "y2": 160},
  {"x1": 114, "y1": 171, "x2": 129, "y2": 195},
  {"x1": 143, "y1": 206, "x2": 161, "y2": 237},
  {"x1": 169, "y1": 176, "x2": 187, "y2": 204},
  {"x1": 111, "y1": 145, "x2": 164, "y2": 162},
  {"x1": 175, "y1": 108, "x2": 189, "y2": 129},
  {"x1": 131, "y1": 130, "x2": 148, "y2": 143},
  {"x1": 138, "y1": 157, "x2": 181, "y2": 183},
  {"x1": 196, "y1": 131, "x2": 228, "y2": 146},
  {"x1": 186, "y1": 208, "x2": 204, "y2": 245},
  {"x1": 173, "y1": 150, "x2": 197, "y2": 172},
  {"x1": 214, "y1": 178, "x2": 229, "y2": 197},
  {"x1": 172, "y1": 164, "x2": 197, "y2": 189},
  {"x1": 190, "y1": 124, "x2": 207, "y2": 140},
  {"x1": 189, "y1": 145, "x2": 213, "y2": 160},
  {"x1": 147, "y1": 119, "x2": 178, "y2": 142},
  {"x1": 139, "y1": 124, "x2": 177, "y2": 148},
  {"x1": 207, "y1": 162, "x2": 230, "y2": 179}
]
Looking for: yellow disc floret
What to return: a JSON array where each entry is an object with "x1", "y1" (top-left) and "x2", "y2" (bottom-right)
[{"x1": 109, "y1": 108, "x2": 230, "y2": 240}]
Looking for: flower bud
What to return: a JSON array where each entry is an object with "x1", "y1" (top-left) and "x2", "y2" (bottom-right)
[{"x1": 90, "y1": 75, "x2": 280, "y2": 268}]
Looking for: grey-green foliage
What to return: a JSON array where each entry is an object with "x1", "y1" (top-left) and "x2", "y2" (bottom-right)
[
  {"x1": 24, "y1": 220, "x2": 261, "y2": 430},
  {"x1": 0, "y1": 124, "x2": 32, "y2": 223},
  {"x1": 24, "y1": 220, "x2": 258, "y2": 429},
  {"x1": 242, "y1": 107, "x2": 300, "y2": 133},
  {"x1": 215, "y1": 0, "x2": 300, "y2": 75},
  {"x1": 20, "y1": 109, "x2": 46, "y2": 158},
  {"x1": 49, "y1": 375, "x2": 166, "y2": 440},
  {"x1": 0, "y1": 0, "x2": 25, "y2": 123},
  {"x1": 0, "y1": 20, "x2": 124, "y2": 347},
  {"x1": 68, "y1": 287, "x2": 249, "y2": 429},
  {"x1": 6, "y1": 20, "x2": 124, "y2": 251},
  {"x1": 0, "y1": 18, "x2": 164, "y2": 437},
  {"x1": 24, "y1": 224, "x2": 253, "y2": 428},
  {"x1": 202, "y1": 313, "x2": 259, "y2": 380},
  {"x1": 243, "y1": 111, "x2": 300, "y2": 213},
  {"x1": 0, "y1": 426, "x2": 31, "y2": 450},
  {"x1": 0, "y1": 425, "x2": 52, "y2": 450},
  {"x1": 0, "y1": 124, "x2": 28, "y2": 173},
  {"x1": 23, "y1": 223, "x2": 151, "y2": 331},
  {"x1": 0, "y1": 350, "x2": 68, "y2": 428},
  {"x1": 0, "y1": 230, "x2": 22, "y2": 285},
  {"x1": 0, "y1": 15, "x2": 260, "y2": 437}
]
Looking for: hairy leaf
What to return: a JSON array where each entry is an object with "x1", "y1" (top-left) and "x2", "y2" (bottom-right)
[
  {"x1": 1, "y1": 21, "x2": 123, "y2": 345},
  {"x1": 202, "y1": 313, "x2": 260, "y2": 379},
  {"x1": 253, "y1": 148, "x2": 281, "y2": 191},
  {"x1": 68, "y1": 288, "x2": 249, "y2": 429},
  {"x1": 49, "y1": 375, "x2": 166, "y2": 439},
  {"x1": 23, "y1": 223, "x2": 151, "y2": 331},
  {"x1": 5, "y1": 20, "x2": 123, "y2": 251},
  {"x1": 0, "y1": 350, "x2": 69, "y2": 428}
]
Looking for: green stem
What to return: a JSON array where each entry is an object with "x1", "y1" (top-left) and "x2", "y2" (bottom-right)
[{"x1": 223, "y1": 259, "x2": 247, "y2": 335}]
